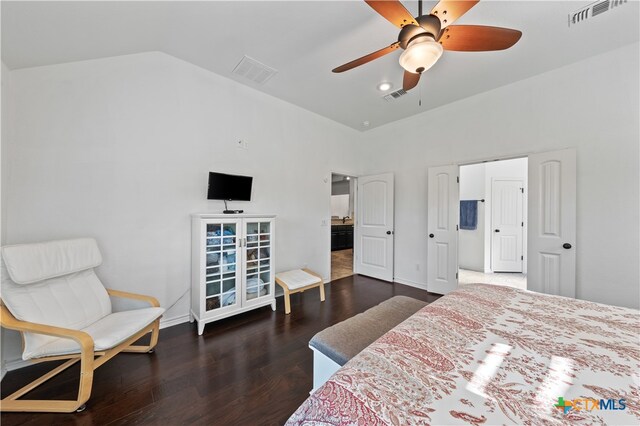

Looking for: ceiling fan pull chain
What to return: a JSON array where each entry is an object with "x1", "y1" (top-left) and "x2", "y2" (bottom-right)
[{"x1": 419, "y1": 82, "x2": 422, "y2": 107}]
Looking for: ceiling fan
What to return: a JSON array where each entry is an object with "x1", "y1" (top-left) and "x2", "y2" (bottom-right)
[{"x1": 333, "y1": 0, "x2": 522, "y2": 92}]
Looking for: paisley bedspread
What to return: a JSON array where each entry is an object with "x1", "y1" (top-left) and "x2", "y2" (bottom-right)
[{"x1": 287, "y1": 284, "x2": 640, "y2": 425}]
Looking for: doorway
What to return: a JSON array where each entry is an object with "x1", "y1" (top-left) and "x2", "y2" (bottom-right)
[
  {"x1": 427, "y1": 149, "x2": 576, "y2": 296},
  {"x1": 458, "y1": 158, "x2": 528, "y2": 290},
  {"x1": 330, "y1": 173, "x2": 355, "y2": 281}
]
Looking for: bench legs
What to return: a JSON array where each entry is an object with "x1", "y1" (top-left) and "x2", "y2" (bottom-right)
[
  {"x1": 281, "y1": 284, "x2": 325, "y2": 315},
  {"x1": 284, "y1": 290, "x2": 292, "y2": 315},
  {"x1": 310, "y1": 347, "x2": 341, "y2": 393}
]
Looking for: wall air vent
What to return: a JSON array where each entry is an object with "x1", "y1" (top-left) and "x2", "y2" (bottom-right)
[
  {"x1": 568, "y1": 0, "x2": 628, "y2": 27},
  {"x1": 383, "y1": 89, "x2": 407, "y2": 102},
  {"x1": 232, "y1": 56, "x2": 278, "y2": 85}
]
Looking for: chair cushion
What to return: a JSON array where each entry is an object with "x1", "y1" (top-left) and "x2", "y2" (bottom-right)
[
  {"x1": 1, "y1": 238, "x2": 114, "y2": 360},
  {"x1": 2, "y1": 238, "x2": 102, "y2": 285},
  {"x1": 22, "y1": 307, "x2": 165, "y2": 360},
  {"x1": 276, "y1": 269, "x2": 321, "y2": 290},
  {"x1": 1, "y1": 268, "x2": 112, "y2": 329}
]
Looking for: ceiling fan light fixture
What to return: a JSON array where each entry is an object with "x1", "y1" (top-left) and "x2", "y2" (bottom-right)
[{"x1": 399, "y1": 36, "x2": 443, "y2": 74}]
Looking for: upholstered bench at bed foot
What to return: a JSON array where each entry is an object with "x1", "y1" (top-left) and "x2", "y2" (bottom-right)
[{"x1": 308, "y1": 295, "x2": 427, "y2": 392}]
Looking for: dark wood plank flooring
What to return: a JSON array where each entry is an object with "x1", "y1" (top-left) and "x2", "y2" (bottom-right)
[{"x1": 1, "y1": 275, "x2": 440, "y2": 425}]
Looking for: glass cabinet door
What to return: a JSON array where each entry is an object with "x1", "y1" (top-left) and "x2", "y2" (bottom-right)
[
  {"x1": 244, "y1": 220, "x2": 272, "y2": 302},
  {"x1": 204, "y1": 221, "x2": 239, "y2": 312}
]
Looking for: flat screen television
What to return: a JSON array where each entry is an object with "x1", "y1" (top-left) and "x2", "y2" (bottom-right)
[{"x1": 207, "y1": 172, "x2": 253, "y2": 201}]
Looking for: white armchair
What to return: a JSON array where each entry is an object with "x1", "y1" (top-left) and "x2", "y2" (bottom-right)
[{"x1": 0, "y1": 238, "x2": 164, "y2": 413}]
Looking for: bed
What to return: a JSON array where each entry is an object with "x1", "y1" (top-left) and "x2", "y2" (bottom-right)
[{"x1": 287, "y1": 284, "x2": 639, "y2": 425}]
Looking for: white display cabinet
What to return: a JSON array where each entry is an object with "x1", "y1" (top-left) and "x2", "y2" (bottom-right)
[{"x1": 190, "y1": 214, "x2": 276, "y2": 335}]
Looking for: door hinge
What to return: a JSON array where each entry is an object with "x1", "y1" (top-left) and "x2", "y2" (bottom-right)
[
  {"x1": 456, "y1": 224, "x2": 459, "y2": 231},
  {"x1": 457, "y1": 176, "x2": 460, "y2": 183},
  {"x1": 456, "y1": 272, "x2": 458, "y2": 279},
  {"x1": 521, "y1": 222, "x2": 524, "y2": 227},
  {"x1": 520, "y1": 188, "x2": 524, "y2": 193},
  {"x1": 521, "y1": 255, "x2": 524, "y2": 260}
]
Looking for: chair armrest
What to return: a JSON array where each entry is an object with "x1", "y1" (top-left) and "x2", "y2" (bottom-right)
[
  {"x1": 106, "y1": 289, "x2": 160, "y2": 307},
  {"x1": 0, "y1": 304, "x2": 94, "y2": 352}
]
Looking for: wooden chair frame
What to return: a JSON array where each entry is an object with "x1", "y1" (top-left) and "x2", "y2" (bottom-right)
[
  {"x1": 0, "y1": 289, "x2": 161, "y2": 413},
  {"x1": 275, "y1": 268, "x2": 325, "y2": 315}
]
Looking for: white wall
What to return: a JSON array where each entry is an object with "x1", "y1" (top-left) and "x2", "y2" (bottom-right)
[
  {"x1": 459, "y1": 163, "x2": 485, "y2": 271},
  {"x1": 1, "y1": 61, "x2": 10, "y2": 378},
  {"x1": 1, "y1": 52, "x2": 362, "y2": 367},
  {"x1": 359, "y1": 43, "x2": 639, "y2": 309}
]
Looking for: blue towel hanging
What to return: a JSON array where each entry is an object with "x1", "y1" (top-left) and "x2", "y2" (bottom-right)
[{"x1": 460, "y1": 200, "x2": 478, "y2": 230}]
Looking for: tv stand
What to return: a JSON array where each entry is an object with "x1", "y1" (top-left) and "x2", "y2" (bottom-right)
[{"x1": 223, "y1": 200, "x2": 244, "y2": 214}]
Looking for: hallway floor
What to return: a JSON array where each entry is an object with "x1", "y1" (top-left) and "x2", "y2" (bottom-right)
[
  {"x1": 459, "y1": 269, "x2": 527, "y2": 290},
  {"x1": 331, "y1": 249, "x2": 353, "y2": 282}
]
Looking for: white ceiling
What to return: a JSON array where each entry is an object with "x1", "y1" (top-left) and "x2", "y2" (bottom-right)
[{"x1": 2, "y1": 1, "x2": 639, "y2": 131}]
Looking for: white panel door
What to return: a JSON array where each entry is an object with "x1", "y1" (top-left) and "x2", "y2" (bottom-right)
[
  {"x1": 491, "y1": 179, "x2": 524, "y2": 272},
  {"x1": 355, "y1": 173, "x2": 394, "y2": 282},
  {"x1": 528, "y1": 149, "x2": 576, "y2": 297},
  {"x1": 427, "y1": 165, "x2": 459, "y2": 294}
]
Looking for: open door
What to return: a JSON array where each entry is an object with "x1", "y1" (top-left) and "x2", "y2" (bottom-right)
[
  {"x1": 355, "y1": 173, "x2": 394, "y2": 282},
  {"x1": 427, "y1": 165, "x2": 459, "y2": 294},
  {"x1": 528, "y1": 149, "x2": 576, "y2": 297}
]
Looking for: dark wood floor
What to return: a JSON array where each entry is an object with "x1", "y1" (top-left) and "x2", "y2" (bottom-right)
[{"x1": 1, "y1": 275, "x2": 440, "y2": 425}]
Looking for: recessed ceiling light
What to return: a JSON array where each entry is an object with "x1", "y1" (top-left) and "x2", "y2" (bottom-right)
[
  {"x1": 362, "y1": 121, "x2": 370, "y2": 127},
  {"x1": 377, "y1": 82, "x2": 392, "y2": 92},
  {"x1": 345, "y1": 176, "x2": 351, "y2": 181}
]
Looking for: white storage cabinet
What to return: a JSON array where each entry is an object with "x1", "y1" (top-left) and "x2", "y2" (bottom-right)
[{"x1": 191, "y1": 214, "x2": 276, "y2": 335}]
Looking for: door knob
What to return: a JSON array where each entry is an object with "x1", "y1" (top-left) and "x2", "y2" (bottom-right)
[
  {"x1": 563, "y1": 243, "x2": 572, "y2": 249},
  {"x1": 494, "y1": 229, "x2": 500, "y2": 233},
  {"x1": 386, "y1": 230, "x2": 392, "y2": 235},
  {"x1": 429, "y1": 233, "x2": 434, "y2": 238}
]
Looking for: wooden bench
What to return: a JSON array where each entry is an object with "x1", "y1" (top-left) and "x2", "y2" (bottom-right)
[
  {"x1": 275, "y1": 269, "x2": 325, "y2": 315},
  {"x1": 308, "y1": 295, "x2": 427, "y2": 392}
]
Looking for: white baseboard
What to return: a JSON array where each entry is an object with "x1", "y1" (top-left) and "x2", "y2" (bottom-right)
[
  {"x1": 159, "y1": 314, "x2": 190, "y2": 329},
  {"x1": 394, "y1": 277, "x2": 428, "y2": 290},
  {"x1": 5, "y1": 358, "x2": 30, "y2": 372}
]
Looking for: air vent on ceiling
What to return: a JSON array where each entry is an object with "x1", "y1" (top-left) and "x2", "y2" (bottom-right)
[
  {"x1": 568, "y1": 0, "x2": 627, "y2": 27},
  {"x1": 383, "y1": 89, "x2": 407, "y2": 102},
  {"x1": 232, "y1": 56, "x2": 278, "y2": 85}
]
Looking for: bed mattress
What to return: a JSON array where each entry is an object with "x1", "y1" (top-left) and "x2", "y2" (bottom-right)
[{"x1": 287, "y1": 284, "x2": 639, "y2": 425}]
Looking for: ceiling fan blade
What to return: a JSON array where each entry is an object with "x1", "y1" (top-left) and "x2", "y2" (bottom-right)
[
  {"x1": 332, "y1": 42, "x2": 400, "y2": 73},
  {"x1": 365, "y1": 0, "x2": 417, "y2": 28},
  {"x1": 439, "y1": 25, "x2": 522, "y2": 51},
  {"x1": 430, "y1": 0, "x2": 479, "y2": 28},
  {"x1": 403, "y1": 71, "x2": 421, "y2": 91}
]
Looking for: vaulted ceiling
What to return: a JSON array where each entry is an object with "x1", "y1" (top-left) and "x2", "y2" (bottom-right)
[{"x1": 2, "y1": 1, "x2": 638, "y2": 130}]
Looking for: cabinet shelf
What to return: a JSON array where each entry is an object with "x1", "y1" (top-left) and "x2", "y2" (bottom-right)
[{"x1": 191, "y1": 215, "x2": 276, "y2": 335}]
